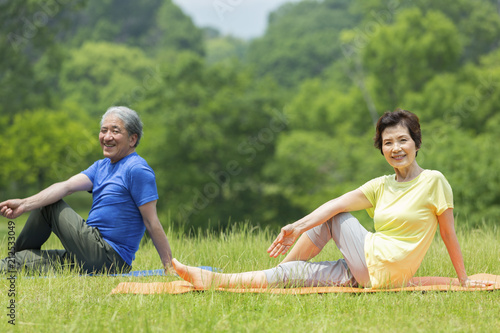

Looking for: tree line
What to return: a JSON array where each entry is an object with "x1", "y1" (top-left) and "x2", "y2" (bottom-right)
[{"x1": 1, "y1": 0, "x2": 499, "y2": 230}]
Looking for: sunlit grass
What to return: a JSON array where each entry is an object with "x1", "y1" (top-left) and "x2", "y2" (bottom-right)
[{"x1": 0, "y1": 217, "x2": 499, "y2": 332}]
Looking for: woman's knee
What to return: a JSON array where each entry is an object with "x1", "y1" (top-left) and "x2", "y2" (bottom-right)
[{"x1": 333, "y1": 212, "x2": 355, "y2": 225}]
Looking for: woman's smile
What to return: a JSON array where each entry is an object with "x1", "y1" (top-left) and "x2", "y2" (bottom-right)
[{"x1": 381, "y1": 124, "x2": 422, "y2": 181}]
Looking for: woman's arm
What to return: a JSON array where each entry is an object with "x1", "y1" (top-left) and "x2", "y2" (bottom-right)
[
  {"x1": 267, "y1": 189, "x2": 372, "y2": 257},
  {"x1": 438, "y1": 208, "x2": 469, "y2": 285},
  {"x1": 437, "y1": 208, "x2": 494, "y2": 287}
]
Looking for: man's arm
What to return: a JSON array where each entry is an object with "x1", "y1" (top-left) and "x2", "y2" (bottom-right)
[
  {"x1": 139, "y1": 200, "x2": 174, "y2": 273},
  {"x1": 0, "y1": 173, "x2": 93, "y2": 219}
]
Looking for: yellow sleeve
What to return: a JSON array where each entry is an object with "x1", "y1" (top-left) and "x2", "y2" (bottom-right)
[
  {"x1": 358, "y1": 176, "x2": 385, "y2": 218},
  {"x1": 429, "y1": 171, "x2": 454, "y2": 216}
]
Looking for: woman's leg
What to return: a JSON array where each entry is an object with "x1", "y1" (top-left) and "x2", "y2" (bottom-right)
[
  {"x1": 172, "y1": 259, "x2": 268, "y2": 289},
  {"x1": 327, "y1": 213, "x2": 370, "y2": 286},
  {"x1": 279, "y1": 233, "x2": 321, "y2": 264},
  {"x1": 303, "y1": 212, "x2": 371, "y2": 287},
  {"x1": 173, "y1": 213, "x2": 370, "y2": 289},
  {"x1": 172, "y1": 258, "x2": 356, "y2": 289},
  {"x1": 264, "y1": 260, "x2": 356, "y2": 288}
]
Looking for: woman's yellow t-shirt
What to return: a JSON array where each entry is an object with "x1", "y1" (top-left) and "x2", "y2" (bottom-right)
[{"x1": 358, "y1": 170, "x2": 453, "y2": 288}]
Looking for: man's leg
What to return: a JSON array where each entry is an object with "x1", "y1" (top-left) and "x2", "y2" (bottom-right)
[
  {"x1": 0, "y1": 249, "x2": 70, "y2": 274},
  {"x1": 14, "y1": 200, "x2": 129, "y2": 274},
  {"x1": 0, "y1": 249, "x2": 69, "y2": 274}
]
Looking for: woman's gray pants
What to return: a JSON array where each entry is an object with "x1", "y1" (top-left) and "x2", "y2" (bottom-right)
[{"x1": 263, "y1": 213, "x2": 371, "y2": 287}]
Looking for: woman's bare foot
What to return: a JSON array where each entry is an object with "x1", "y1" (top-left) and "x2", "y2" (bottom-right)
[
  {"x1": 172, "y1": 258, "x2": 216, "y2": 289},
  {"x1": 172, "y1": 258, "x2": 269, "y2": 289}
]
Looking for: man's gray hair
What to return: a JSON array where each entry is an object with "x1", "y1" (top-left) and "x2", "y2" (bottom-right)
[{"x1": 101, "y1": 106, "x2": 144, "y2": 147}]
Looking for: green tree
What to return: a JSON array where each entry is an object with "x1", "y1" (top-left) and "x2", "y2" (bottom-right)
[
  {"x1": 67, "y1": 0, "x2": 204, "y2": 55},
  {"x1": 350, "y1": 0, "x2": 500, "y2": 64},
  {"x1": 0, "y1": 105, "x2": 99, "y2": 199},
  {"x1": 205, "y1": 35, "x2": 248, "y2": 65},
  {"x1": 262, "y1": 70, "x2": 386, "y2": 221},
  {"x1": 69, "y1": 0, "x2": 162, "y2": 45},
  {"x1": 136, "y1": 53, "x2": 287, "y2": 229},
  {"x1": 419, "y1": 119, "x2": 500, "y2": 226},
  {"x1": 149, "y1": 0, "x2": 204, "y2": 56},
  {"x1": 361, "y1": 8, "x2": 461, "y2": 110},
  {"x1": 58, "y1": 41, "x2": 157, "y2": 116},
  {"x1": 0, "y1": 0, "x2": 87, "y2": 116},
  {"x1": 415, "y1": 0, "x2": 500, "y2": 64},
  {"x1": 247, "y1": 0, "x2": 361, "y2": 87},
  {"x1": 405, "y1": 48, "x2": 500, "y2": 131}
]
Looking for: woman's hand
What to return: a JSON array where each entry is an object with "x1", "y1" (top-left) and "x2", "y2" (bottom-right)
[
  {"x1": 267, "y1": 224, "x2": 302, "y2": 258},
  {"x1": 461, "y1": 278, "x2": 495, "y2": 288}
]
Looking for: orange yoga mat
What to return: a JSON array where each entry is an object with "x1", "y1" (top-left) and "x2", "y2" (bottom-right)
[{"x1": 110, "y1": 273, "x2": 500, "y2": 295}]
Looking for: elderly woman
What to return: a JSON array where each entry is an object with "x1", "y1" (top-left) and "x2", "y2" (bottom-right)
[{"x1": 173, "y1": 109, "x2": 491, "y2": 289}]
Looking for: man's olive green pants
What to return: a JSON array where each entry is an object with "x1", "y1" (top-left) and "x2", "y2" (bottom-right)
[{"x1": 1, "y1": 200, "x2": 131, "y2": 274}]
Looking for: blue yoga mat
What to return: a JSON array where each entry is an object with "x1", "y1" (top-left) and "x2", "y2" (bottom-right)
[
  {"x1": 109, "y1": 266, "x2": 219, "y2": 277},
  {"x1": 25, "y1": 266, "x2": 219, "y2": 278}
]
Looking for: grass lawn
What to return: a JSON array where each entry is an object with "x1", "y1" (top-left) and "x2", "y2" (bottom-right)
[{"x1": 0, "y1": 217, "x2": 499, "y2": 332}]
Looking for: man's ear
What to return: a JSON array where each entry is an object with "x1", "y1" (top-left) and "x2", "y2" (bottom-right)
[{"x1": 129, "y1": 133, "x2": 138, "y2": 147}]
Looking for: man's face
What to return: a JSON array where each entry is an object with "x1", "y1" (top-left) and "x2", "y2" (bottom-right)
[{"x1": 99, "y1": 115, "x2": 137, "y2": 163}]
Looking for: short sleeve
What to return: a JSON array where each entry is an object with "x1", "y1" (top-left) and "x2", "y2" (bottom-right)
[
  {"x1": 358, "y1": 176, "x2": 385, "y2": 218},
  {"x1": 128, "y1": 164, "x2": 159, "y2": 207},
  {"x1": 429, "y1": 171, "x2": 454, "y2": 216},
  {"x1": 81, "y1": 161, "x2": 99, "y2": 185}
]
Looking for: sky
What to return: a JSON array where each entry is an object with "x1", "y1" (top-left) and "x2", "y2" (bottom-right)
[{"x1": 171, "y1": 0, "x2": 301, "y2": 39}]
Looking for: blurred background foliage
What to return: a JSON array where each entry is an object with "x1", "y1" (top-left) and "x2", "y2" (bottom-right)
[{"x1": 1, "y1": 0, "x2": 499, "y2": 231}]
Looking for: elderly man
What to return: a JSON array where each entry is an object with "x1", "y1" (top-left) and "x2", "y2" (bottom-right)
[{"x1": 0, "y1": 106, "x2": 172, "y2": 274}]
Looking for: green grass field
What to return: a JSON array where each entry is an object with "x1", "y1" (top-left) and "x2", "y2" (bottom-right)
[{"x1": 0, "y1": 216, "x2": 499, "y2": 333}]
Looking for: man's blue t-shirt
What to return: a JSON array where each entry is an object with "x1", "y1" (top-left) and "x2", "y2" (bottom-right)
[{"x1": 81, "y1": 152, "x2": 158, "y2": 265}]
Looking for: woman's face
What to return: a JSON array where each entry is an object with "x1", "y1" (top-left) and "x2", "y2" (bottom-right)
[{"x1": 381, "y1": 124, "x2": 419, "y2": 170}]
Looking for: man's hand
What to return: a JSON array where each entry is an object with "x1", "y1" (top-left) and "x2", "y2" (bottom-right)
[
  {"x1": 0, "y1": 199, "x2": 25, "y2": 219},
  {"x1": 267, "y1": 224, "x2": 301, "y2": 258}
]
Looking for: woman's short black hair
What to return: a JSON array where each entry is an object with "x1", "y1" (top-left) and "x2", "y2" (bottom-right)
[{"x1": 374, "y1": 108, "x2": 421, "y2": 156}]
